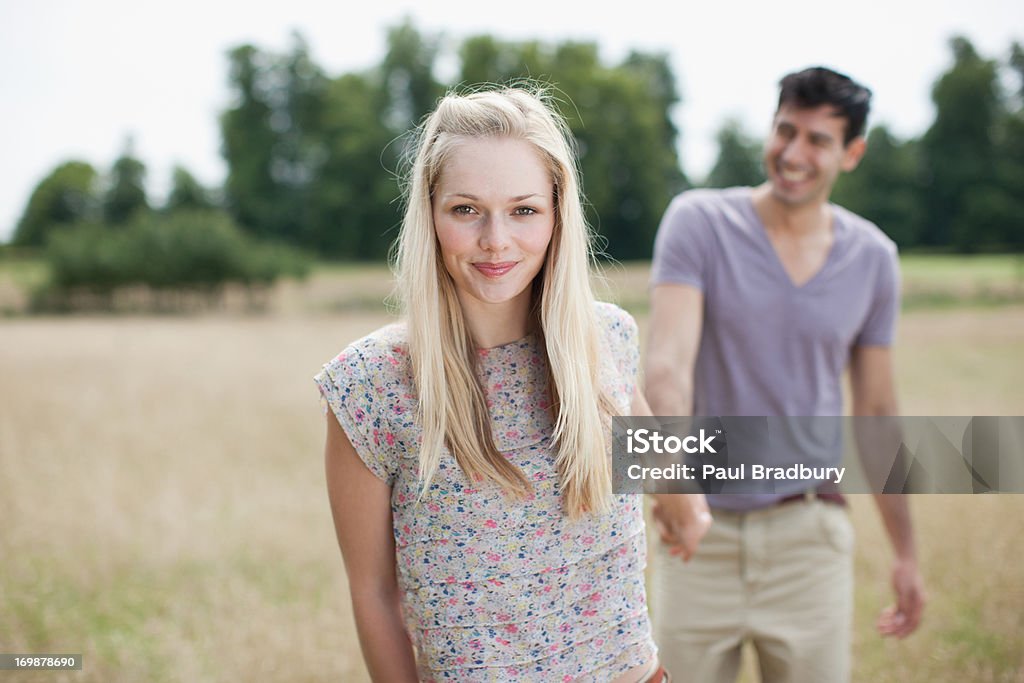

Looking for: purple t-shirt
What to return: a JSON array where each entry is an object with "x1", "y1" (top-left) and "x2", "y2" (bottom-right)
[{"x1": 650, "y1": 187, "x2": 900, "y2": 509}]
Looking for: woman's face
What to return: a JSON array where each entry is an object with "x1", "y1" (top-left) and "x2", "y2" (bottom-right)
[{"x1": 432, "y1": 136, "x2": 555, "y2": 331}]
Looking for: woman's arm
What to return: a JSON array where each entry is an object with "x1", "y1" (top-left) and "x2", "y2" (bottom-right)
[{"x1": 324, "y1": 413, "x2": 419, "y2": 681}]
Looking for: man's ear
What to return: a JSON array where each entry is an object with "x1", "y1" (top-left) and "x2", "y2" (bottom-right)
[{"x1": 841, "y1": 136, "x2": 867, "y2": 172}]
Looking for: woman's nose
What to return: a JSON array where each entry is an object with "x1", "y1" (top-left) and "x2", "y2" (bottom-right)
[{"x1": 479, "y1": 215, "x2": 511, "y2": 252}]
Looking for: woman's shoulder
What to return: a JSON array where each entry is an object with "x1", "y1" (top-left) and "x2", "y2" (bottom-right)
[
  {"x1": 342, "y1": 321, "x2": 409, "y2": 359},
  {"x1": 318, "y1": 321, "x2": 411, "y2": 388},
  {"x1": 593, "y1": 301, "x2": 638, "y2": 344}
]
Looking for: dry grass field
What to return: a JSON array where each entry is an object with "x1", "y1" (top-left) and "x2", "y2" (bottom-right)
[{"x1": 1, "y1": 262, "x2": 1023, "y2": 682}]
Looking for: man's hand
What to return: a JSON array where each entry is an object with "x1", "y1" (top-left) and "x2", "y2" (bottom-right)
[
  {"x1": 877, "y1": 557, "x2": 926, "y2": 638},
  {"x1": 651, "y1": 493, "x2": 713, "y2": 562},
  {"x1": 852, "y1": 345, "x2": 926, "y2": 640}
]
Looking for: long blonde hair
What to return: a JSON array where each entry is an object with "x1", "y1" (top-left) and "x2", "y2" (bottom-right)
[{"x1": 394, "y1": 85, "x2": 617, "y2": 518}]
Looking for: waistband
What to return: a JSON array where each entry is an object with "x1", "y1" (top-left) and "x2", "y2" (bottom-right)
[
  {"x1": 779, "y1": 490, "x2": 847, "y2": 507},
  {"x1": 710, "y1": 489, "x2": 847, "y2": 515}
]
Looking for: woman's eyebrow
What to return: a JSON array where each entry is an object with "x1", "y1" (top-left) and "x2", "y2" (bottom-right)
[{"x1": 446, "y1": 192, "x2": 544, "y2": 202}]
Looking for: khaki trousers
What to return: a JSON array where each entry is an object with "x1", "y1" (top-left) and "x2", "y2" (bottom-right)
[{"x1": 652, "y1": 499, "x2": 854, "y2": 683}]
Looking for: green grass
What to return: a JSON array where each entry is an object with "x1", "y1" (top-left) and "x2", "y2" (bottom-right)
[
  {"x1": 900, "y1": 253, "x2": 1024, "y2": 285},
  {"x1": 606, "y1": 255, "x2": 1024, "y2": 314},
  {"x1": 940, "y1": 604, "x2": 1018, "y2": 672},
  {"x1": 3, "y1": 555, "x2": 176, "y2": 680},
  {"x1": 3, "y1": 253, "x2": 1024, "y2": 315},
  {"x1": 0, "y1": 252, "x2": 49, "y2": 288},
  {"x1": 900, "y1": 254, "x2": 1024, "y2": 309}
]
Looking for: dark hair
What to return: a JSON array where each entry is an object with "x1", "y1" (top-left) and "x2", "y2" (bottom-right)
[{"x1": 777, "y1": 67, "x2": 872, "y2": 144}]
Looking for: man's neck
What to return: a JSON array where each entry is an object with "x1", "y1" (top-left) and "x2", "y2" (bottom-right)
[{"x1": 751, "y1": 184, "x2": 832, "y2": 238}]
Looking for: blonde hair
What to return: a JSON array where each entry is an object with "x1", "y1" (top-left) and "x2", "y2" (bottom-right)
[{"x1": 395, "y1": 85, "x2": 616, "y2": 518}]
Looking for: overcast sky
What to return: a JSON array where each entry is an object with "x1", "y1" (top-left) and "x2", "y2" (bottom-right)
[{"x1": 1, "y1": 0, "x2": 1021, "y2": 242}]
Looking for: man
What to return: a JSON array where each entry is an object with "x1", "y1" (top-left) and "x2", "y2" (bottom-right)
[{"x1": 644, "y1": 67, "x2": 926, "y2": 683}]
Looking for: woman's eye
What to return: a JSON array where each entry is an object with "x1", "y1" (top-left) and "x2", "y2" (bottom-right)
[
  {"x1": 513, "y1": 207, "x2": 537, "y2": 216},
  {"x1": 452, "y1": 205, "x2": 474, "y2": 216}
]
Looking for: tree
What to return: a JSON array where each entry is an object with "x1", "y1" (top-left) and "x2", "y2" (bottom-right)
[
  {"x1": 1009, "y1": 41, "x2": 1024, "y2": 102},
  {"x1": 920, "y1": 36, "x2": 1002, "y2": 250},
  {"x1": 555, "y1": 46, "x2": 686, "y2": 259},
  {"x1": 13, "y1": 161, "x2": 99, "y2": 247},
  {"x1": 164, "y1": 166, "x2": 215, "y2": 212},
  {"x1": 307, "y1": 73, "x2": 400, "y2": 259},
  {"x1": 274, "y1": 32, "x2": 330, "y2": 244},
  {"x1": 459, "y1": 35, "x2": 519, "y2": 87},
  {"x1": 379, "y1": 18, "x2": 443, "y2": 134},
  {"x1": 220, "y1": 35, "x2": 328, "y2": 245},
  {"x1": 457, "y1": 36, "x2": 546, "y2": 88},
  {"x1": 831, "y1": 126, "x2": 924, "y2": 247},
  {"x1": 991, "y1": 41, "x2": 1024, "y2": 250},
  {"x1": 705, "y1": 119, "x2": 763, "y2": 189},
  {"x1": 622, "y1": 51, "x2": 690, "y2": 190},
  {"x1": 102, "y1": 140, "x2": 149, "y2": 226},
  {"x1": 221, "y1": 44, "x2": 279, "y2": 238}
]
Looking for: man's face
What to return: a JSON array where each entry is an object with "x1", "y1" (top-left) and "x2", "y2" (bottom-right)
[{"x1": 762, "y1": 103, "x2": 866, "y2": 207}]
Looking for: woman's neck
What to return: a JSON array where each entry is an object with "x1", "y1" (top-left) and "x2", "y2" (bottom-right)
[{"x1": 460, "y1": 293, "x2": 534, "y2": 349}]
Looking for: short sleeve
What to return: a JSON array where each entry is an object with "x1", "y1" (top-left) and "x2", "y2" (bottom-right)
[
  {"x1": 855, "y1": 243, "x2": 901, "y2": 347},
  {"x1": 595, "y1": 302, "x2": 640, "y2": 402},
  {"x1": 314, "y1": 347, "x2": 398, "y2": 486},
  {"x1": 650, "y1": 192, "x2": 715, "y2": 291}
]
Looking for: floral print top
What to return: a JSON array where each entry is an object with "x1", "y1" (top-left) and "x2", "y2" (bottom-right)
[{"x1": 314, "y1": 302, "x2": 655, "y2": 682}]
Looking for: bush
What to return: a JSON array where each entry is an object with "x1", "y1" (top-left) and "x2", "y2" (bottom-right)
[{"x1": 42, "y1": 210, "x2": 309, "y2": 309}]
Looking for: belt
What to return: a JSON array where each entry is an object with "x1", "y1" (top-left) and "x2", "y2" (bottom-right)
[{"x1": 778, "y1": 490, "x2": 847, "y2": 507}]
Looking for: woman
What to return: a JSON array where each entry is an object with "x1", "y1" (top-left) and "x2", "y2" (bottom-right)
[{"x1": 315, "y1": 86, "x2": 708, "y2": 682}]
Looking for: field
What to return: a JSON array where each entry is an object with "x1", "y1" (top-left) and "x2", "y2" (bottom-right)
[{"x1": 1, "y1": 259, "x2": 1023, "y2": 682}]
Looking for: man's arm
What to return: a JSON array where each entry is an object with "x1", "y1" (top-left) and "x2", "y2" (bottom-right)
[
  {"x1": 850, "y1": 345, "x2": 927, "y2": 638},
  {"x1": 632, "y1": 386, "x2": 712, "y2": 561},
  {"x1": 324, "y1": 414, "x2": 418, "y2": 681},
  {"x1": 643, "y1": 284, "x2": 711, "y2": 560},
  {"x1": 644, "y1": 284, "x2": 704, "y2": 416}
]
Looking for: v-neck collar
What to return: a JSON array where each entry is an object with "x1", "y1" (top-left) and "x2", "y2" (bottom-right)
[{"x1": 743, "y1": 191, "x2": 844, "y2": 291}]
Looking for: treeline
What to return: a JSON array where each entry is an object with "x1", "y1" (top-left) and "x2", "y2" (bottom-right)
[
  {"x1": 13, "y1": 145, "x2": 308, "y2": 308},
  {"x1": 11, "y1": 23, "x2": 1024, "y2": 265},
  {"x1": 10, "y1": 20, "x2": 685, "y2": 263},
  {"x1": 213, "y1": 23, "x2": 687, "y2": 260}
]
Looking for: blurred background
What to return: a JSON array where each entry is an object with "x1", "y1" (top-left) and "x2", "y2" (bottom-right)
[{"x1": 1, "y1": 1, "x2": 1022, "y2": 681}]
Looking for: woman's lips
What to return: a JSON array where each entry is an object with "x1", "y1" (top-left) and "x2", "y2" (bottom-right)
[{"x1": 473, "y1": 261, "x2": 517, "y2": 278}]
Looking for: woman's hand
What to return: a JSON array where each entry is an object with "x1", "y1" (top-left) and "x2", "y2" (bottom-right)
[{"x1": 651, "y1": 493, "x2": 713, "y2": 561}]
